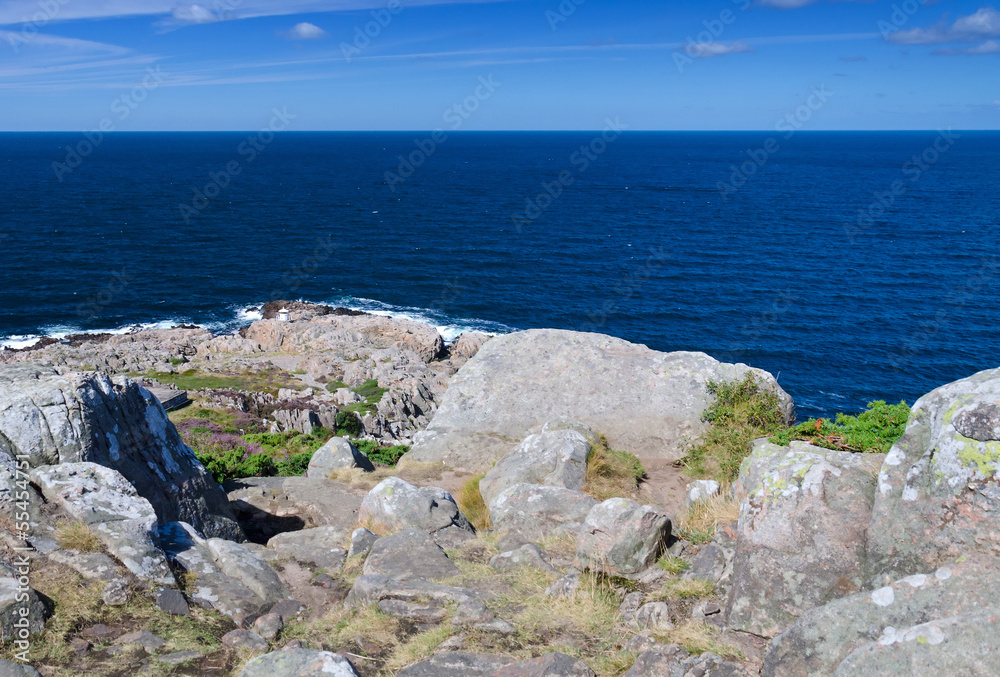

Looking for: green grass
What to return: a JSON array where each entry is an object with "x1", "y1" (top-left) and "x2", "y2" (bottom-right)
[
  {"x1": 325, "y1": 379, "x2": 349, "y2": 392},
  {"x1": 769, "y1": 400, "x2": 910, "y2": 454},
  {"x1": 142, "y1": 366, "x2": 306, "y2": 395},
  {"x1": 354, "y1": 439, "x2": 410, "y2": 467},
  {"x1": 455, "y1": 475, "x2": 491, "y2": 531},
  {"x1": 683, "y1": 373, "x2": 787, "y2": 482},
  {"x1": 657, "y1": 554, "x2": 690, "y2": 574}
]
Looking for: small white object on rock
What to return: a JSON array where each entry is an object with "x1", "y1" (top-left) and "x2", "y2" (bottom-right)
[{"x1": 685, "y1": 480, "x2": 721, "y2": 506}]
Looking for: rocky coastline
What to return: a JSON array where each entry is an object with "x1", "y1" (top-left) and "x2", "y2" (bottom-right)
[{"x1": 2, "y1": 302, "x2": 999, "y2": 676}]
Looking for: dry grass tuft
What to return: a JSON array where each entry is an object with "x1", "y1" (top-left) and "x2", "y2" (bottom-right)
[
  {"x1": 674, "y1": 488, "x2": 739, "y2": 544},
  {"x1": 536, "y1": 531, "x2": 578, "y2": 559},
  {"x1": 55, "y1": 521, "x2": 102, "y2": 553},
  {"x1": 328, "y1": 460, "x2": 448, "y2": 492},
  {"x1": 656, "y1": 621, "x2": 743, "y2": 659},
  {"x1": 654, "y1": 577, "x2": 716, "y2": 601},
  {"x1": 282, "y1": 604, "x2": 400, "y2": 653},
  {"x1": 380, "y1": 623, "x2": 454, "y2": 675},
  {"x1": 656, "y1": 554, "x2": 690, "y2": 575},
  {"x1": 584, "y1": 437, "x2": 645, "y2": 501},
  {"x1": 455, "y1": 475, "x2": 492, "y2": 531}
]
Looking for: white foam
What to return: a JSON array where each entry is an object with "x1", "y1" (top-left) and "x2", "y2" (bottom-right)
[{"x1": 332, "y1": 295, "x2": 513, "y2": 344}]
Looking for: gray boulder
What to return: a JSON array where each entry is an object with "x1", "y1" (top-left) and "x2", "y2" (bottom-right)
[
  {"x1": 345, "y1": 574, "x2": 486, "y2": 609},
  {"x1": 359, "y1": 477, "x2": 472, "y2": 535},
  {"x1": 576, "y1": 498, "x2": 670, "y2": 575},
  {"x1": 362, "y1": 529, "x2": 459, "y2": 581},
  {"x1": 492, "y1": 652, "x2": 596, "y2": 676},
  {"x1": 206, "y1": 537, "x2": 287, "y2": 606},
  {"x1": 478, "y1": 430, "x2": 592, "y2": 506},
  {"x1": 239, "y1": 649, "x2": 360, "y2": 677},
  {"x1": 635, "y1": 602, "x2": 673, "y2": 632},
  {"x1": 31, "y1": 463, "x2": 174, "y2": 585},
  {"x1": 0, "y1": 660, "x2": 42, "y2": 677},
  {"x1": 763, "y1": 555, "x2": 1000, "y2": 677},
  {"x1": 307, "y1": 437, "x2": 373, "y2": 475},
  {"x1": 408, "y1": 330, "x2": 792, "y2": 472},
  {"x1": 396, "y1": 652, "x2": 514, "y2": 676},
  {"x1": 267, "y1": 527, "x2": 348, "y2": 570},
  {"x1": 489, "y1": 544, "x2": 558, "y2": 574},
  {"x1": 868, "y1": 367, "x2": 1000, "y2": 581},
  {"x1": 0, "y1": 364, "x2": 241, "y2": 539},
  {"x1": 0, "y1": 578, "x2": 48, "y2": 643},
  {"x1": 726, "y1": 442, "x2": 884, "y2": 638},
  {"x1": 489, "y1": 484, "x2": 597, "y2": 544},
  {"x1": 348, "y1": 527, "x2": 377, "y2": 558}
]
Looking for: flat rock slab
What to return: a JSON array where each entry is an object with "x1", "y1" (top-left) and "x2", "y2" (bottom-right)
[
  {"x1": 226, "y1": 476, "x2": 365, "y2": 541},
  {"x1": 868, "y1": 366, "x2": 1000, "y2": 581},
  {"x1": 396, "y1": 652, "x2": 515, "y2": 676},
  {"x1": 489, "y1": 483, "x2": 597, "y2": 544},
  {"x1": 345, "y1": 574, "x2": 485, "y2": 609},
  {"x1": 0, "y1": 659, "x2": 42, "y2": 677},
  {"x1": 359, "y1": 477, "x2": 472, "y2": 536},
  {"x1": 479, "y1": 430, "x2": 592, "y2": 506},
  {"x1": 408, "y1": 329, "x2": 792, "y2": 472},
  {"x1": 363, "y1": 529, "x2": 459, "y2": 581},
  {"x1": 239, "y1": 649, "x2": 360, "y2": 677},
  {"x1": 492, "y1": 652, "x2": 596, "y2": 676},
  {"x1": 31, "y1": 463, "x2": 174, "y2": 585}
]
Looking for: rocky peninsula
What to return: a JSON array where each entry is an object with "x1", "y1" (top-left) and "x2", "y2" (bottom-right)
[{"x1": 1, "y1": 301, "x2": 998, "y2": 676}]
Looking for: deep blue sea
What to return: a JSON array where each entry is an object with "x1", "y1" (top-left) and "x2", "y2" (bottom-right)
[{"x1": 2, "y1": 131, "x2": 998, "y2": 419}]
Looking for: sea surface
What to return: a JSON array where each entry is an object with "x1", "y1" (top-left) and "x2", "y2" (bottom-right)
[{"x1": 2, "y1": 131, "x2": 998, "y2": 419}]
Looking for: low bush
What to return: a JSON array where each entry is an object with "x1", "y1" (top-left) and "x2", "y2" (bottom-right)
[{"x1": 769, "y1": 400, "x2": 910, "y2": 453}]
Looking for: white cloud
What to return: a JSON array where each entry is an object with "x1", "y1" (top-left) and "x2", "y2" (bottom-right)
[
  {"x1": 758, "y1": 0, "x2": 817, "y2": 8},
  {"x1": 689, "y1": 41, "x2": 754, "y2": 58},
  {"x1": 933, "y1": 39, "x2": 1000, "y2": 55},
  {"x1": 285, "y1": 22, "x2": 327, "y2": 40},
  {"x1": 887, "y1": 6, "x2": 1000, "y2": 44},
  {"x1": 171, "y1": 4, "x2": 221, "y2": 25}
]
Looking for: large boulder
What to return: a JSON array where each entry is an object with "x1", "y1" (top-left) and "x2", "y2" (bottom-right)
[
  {"x1": 30, "y1": 463, "x2": 174, "y2": 585},
  {"x1": 239, "y1": 649, "x2": 360, "y2": 677},
  {"x1": 489, "y1": 483, "x2": 598, "y2": 544},
  {"x1": 307, "y1": 437, "x2": 373, "y2": 475},
  {"x1": 867, "y1": 367, "x2": 1000, "y2": 581},
  {"x1": 359, "y1": 477, "x2": 472, "y2": 535},
  {"x1": 478, "y1": 430, "x2": 592, "y2": 506},
  {"x1": 576, "y1": 498, "x2": 670, "y2": 576},
  {"x1": 763, "y1": 555, "x2": 1000, "y2": 677},
  {"x1": 726, "y1": 442, "x2": 883, "y2": 638},
  {"x1": 0, "y1": 578, "x2": 48, "y2": 643},
  {"x1": 408, "y1": 330, "x2": 792, "y2": 472},
  {"x1": 362, "y1": 529, "x2": 459, "y2": 581},
  {"x1": 0, "y1": 364, "x2": 241, "y2": 539}
]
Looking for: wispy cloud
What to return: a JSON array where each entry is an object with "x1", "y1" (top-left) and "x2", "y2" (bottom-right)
[
  {"x1": 933, "y1": 39, "x2": 1000, "y2": 54},
  {"x1": 886, "y1": 6, "x2": 1000, "y2": 44},
  {"x1": 282, "y1": 22, "x2": 328, "y2": 40},
  {"x1": 688, "y1": 41, "x2": 753, "y2": 58}
]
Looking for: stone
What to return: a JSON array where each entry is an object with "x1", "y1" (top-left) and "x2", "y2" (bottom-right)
[
  {"x1": 433, "y1": 525, "x2": 476, "y2": 549},
  {"x1": 0, "y1": 660, "x2": 42, "y2": 677},
  {"x1": 69, "y1": 638, "x2": 91, "y2": 655},
  {"x1": 763, "y1": 555, "x2": 1000, "y2": 677},
  {"x1": 868, "y1": 367, "x2": 1000, "y2": 581},
  {"x1": 832, "y1": 607, "x2": 1000, "y2": 677},
  {"x1": 576, "y1": 498, "x2": 671, "y2": 575},
  {"x1": 726, "y1": 442, "x2": 884, "y2": 638},
  {"x1": 635, "y1": 602, "x2": 673, "y2": 632},
  {"x1": 359, "y1": 477, "x2": 473, "y2": 535},
  {"x1": 101, "y1": 579, "x2": 130, "y2": 606},
  {"x1": 377, "y1": 599, "x2": 448, "y2": 624},
  {"x1": 207, "y1": 537, "x2": 288, "y2": 607},
  {"x1": 30, "y1": 463, "x2": 175, "y2": 585},
  {"x1": 546, "y1": 573, "x2": 581, "y2": 598},
  {"x1": 115, "y1": 629, "x2": 166, "y2": 654},
  {"x1": 621, "y1": 645, "x2": 691, "y2": 677},
  {"x1": 449, "y1": 332, "x2": 491, "y2": 360},
  {"x1": 49, "y1": 550, "x2": 121, "y2": 581},
  {"x1": 307, "y1": 437, "x2": 374, "y2": 475},
  {"x1": 155, "y1": 651, "x2": 203, "y2": 666},
  {"x1": 478, "y1": 430, "x2": 592, "y2": 506},
  {"x1": 489, "y1": 544, "x2": 558, "y2": 574},
  {"x1": 0, "y1": 364, "x2": 241, "y2": 539},
  {"x1": 348, "y1": 527, "x2": 378, "y2": 558},
  {"x1": 226, "y1": 476, "x2": 365, "y2": 542},
  {"x1": 541, "y1": 419, "x2": 601, "y2": 448},
  {"x1": 492, "y1": 652, "x2": 596, "y2": 676},
  {"x1": 345, "y1": 574, "x2": 485, "y2": 610},
  {"x1": 489, "y1": 484, "x2": 597, "y2": 544},
  {"x1": 80, "y1": 624, "x2": 115, "y2": 639},
  {"x1": 223, "y1": 629, "x2": 269, "y2": 651},
  {"x1": 363, "y1": 529, "x2": 459, "y2": 581},
  {"x1": 687, "y1": 544, "x2": 728, "y2": 584},
  {"x1": 408, "y1": 330, "x2": 792, "y2": 472},
  {"x1": 269, "y1": 599, "x2": 306, "y2": 623},
  {"x1": 155, "y1": 587, "x2": 189, "y2": 616},
  {"x1": 683, "y1": 480, "x2": 720, "y2": 508},
  {"x1": 253, "y1": 613, "x2": 284, "y2": 641},
  {"x1": 619, "y1": 591, "x2": 645, "y2": 624},
  {"x1": 0, "y1": 577, "x2": 48, "y2": 642},
  {"x1": 396, "y1": 652, "x2": 514, "y2": 676},
  {"x1": 239, "y1": 649, "x2": 361, "y2": 677}
]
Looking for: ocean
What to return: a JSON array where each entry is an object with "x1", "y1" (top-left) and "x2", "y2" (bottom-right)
[{"x1": 1, "y1": 131, "x2": 998, "y2": 419}]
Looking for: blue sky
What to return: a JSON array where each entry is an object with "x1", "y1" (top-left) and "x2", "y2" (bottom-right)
[{"x1": 0, "y1": 0, "x2": 997, "y2": 130}]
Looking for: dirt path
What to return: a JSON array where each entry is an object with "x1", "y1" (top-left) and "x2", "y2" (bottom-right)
[{"x1": 637, "y1": 457, "x2": 689, "y2": 517}]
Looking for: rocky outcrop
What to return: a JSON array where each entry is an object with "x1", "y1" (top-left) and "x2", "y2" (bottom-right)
[
  {"x1": 359, "y1": 477, "x2": 473, "y2": 536},
  {"x1": 478, "y1": 429, "x2": 592, "y2": 506},
  {"x1": 396, "y1": 652, "x2": 514, "y2": 676},
  {"x1": 362, "y1": 529, "x2": 459, "y2": 581},
  {"x1": 726, "y1": 441, "x2": 883, "y2": 638},
  {"x1": 0, "y1": 364, "x2": 241, "y2": 540},
  {"x1": 408, "y1": 329, "x2": 792, "y2": 472},
  {"x1": 239, "y1": 649, "x2": 361, "y2": 677},
  {"x1": 576, "y1": 498, "x2": 670, "y2": 576},
  {"x1": 867, "y1": 367, "x2": 1000, "y2": 582},
  {"x1": 489, "y1": 484, "x2": 597, "y2": 544}
]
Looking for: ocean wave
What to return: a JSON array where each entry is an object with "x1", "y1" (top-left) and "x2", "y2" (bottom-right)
[
  {"x1": 0, "y1": 319, "x2": 190, "y2": 351},
  {"x1": 328, "y1": 296, "x2": 514, "y2": 343}
]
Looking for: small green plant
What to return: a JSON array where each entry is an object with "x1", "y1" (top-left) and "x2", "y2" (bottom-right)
[
  {"x1": 769, "y1": 400, "x2": 910, "y2": 454},
  {"x1": 657, "y1": 577, "x2": 716, "y2": 600},
  {"x1": 325, "y1": 379, "x2": 349, "y2": 392},
  {"x1": 455, "y1": 475, "x2": 491, "y2": 531},
  {"x1": 335, "y1": 410, "x2": 364, "y2": 437},
  {"x1": 168, "y1": 357, "x2": 185, "y2": 366},
  {"x1": 683, "y1": 374, "x2": 787, "y2": 482},
  {"x1": 354, "y1": 440, "x2": 409, "y2": 466},
  {"x1": 657, "y1": 554, "x2": 690, "y2": 574},
  {"x1": 196, "y1": 448, "x2": 278, "y2": 484}
]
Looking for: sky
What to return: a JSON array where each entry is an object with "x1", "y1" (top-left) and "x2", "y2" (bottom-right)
[{"x1": 0, "y1": 0, "x2": 997, "y2": 130}]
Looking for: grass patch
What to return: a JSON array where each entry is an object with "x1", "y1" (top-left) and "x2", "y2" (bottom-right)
[
  {"x1": 683, "y1": 374, "x2": 787, "y2": 483},
  {"x1": 142, "y1": 366, "x2": 306, "y2": 395},
  {"x1": 354, "y1": 439, "x2": 410, "y2": 467},
  {"x1": 674, "y1": 489, "x2": 740, "y2": 545},
  {"x1": 282, "y1": 604, "x2": 400, "y2": 658},
  {"x1": 656, "y1": 555, "x2": 690, "y2": 575},
  {"x1": 656, "y1": 621, "x2": 742, "y2": 659},
  {"x1": 769, "y1": 400, "x2": 910, "y2": 454},
  {"x1": 325, "y1": 379, "x2": 349, "y2": 392},
  {"x1": 654, "y1": 578, "x2": 717, "y2": 601},
  {"x1": 381, "y1": 623, "x2": 454, "y2": 674},
  {"x1": 55, "y1": 521, "x2": 102, "y2": 553},
  {"x1": 584, "y1": 437, "x2": 646, "y2": 501},
  {"x1": 455, "y1": 475, "x2": 491, "y2": 531}
]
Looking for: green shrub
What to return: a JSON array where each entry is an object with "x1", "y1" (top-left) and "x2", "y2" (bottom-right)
[
  {"x1": 354, "y1": 440, "x2": 409, "y2": 467},
  {"x1": 335, "y1": 411, "x2": 364, "y2": 437},
  {"x1": 353, "y1": 378, "x2": 388, "y2": 404},
  {"x1": 769, "y1": 400, "x2": 910, "y2": 453},
  {"x1": 683, "y1": 374, "x2": 787, "y2": 482},
  {"x1": 196, "y1": 449, "x2": 277, "y2": 484},
  {"x1": 325, "y1": 380, "x2": 349, "y2": 392}
]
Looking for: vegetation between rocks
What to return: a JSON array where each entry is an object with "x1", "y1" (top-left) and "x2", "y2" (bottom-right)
[
  {"x1": 584, "y1": 437, "x2": 646, "y2": 501},
  {"x1": 769, "y1": 399, "x2": 911, "y2": 454},
  {"x1": 141, "y1": 366, "x2": 307, "y2": 395}
]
